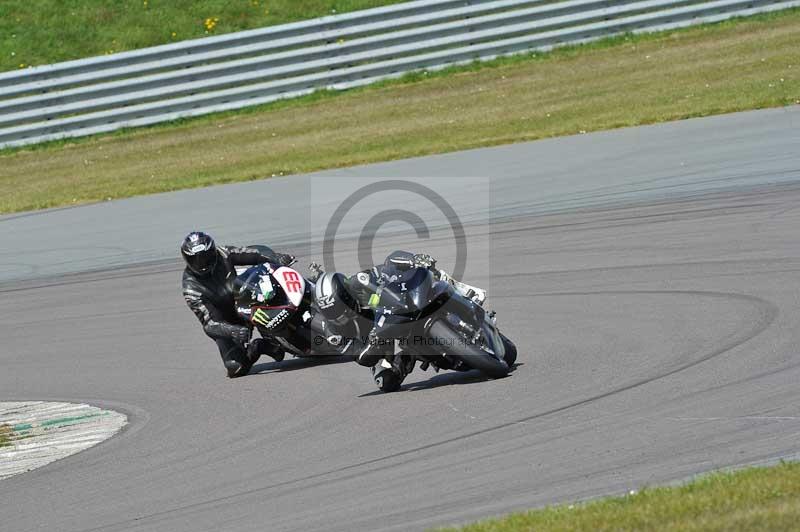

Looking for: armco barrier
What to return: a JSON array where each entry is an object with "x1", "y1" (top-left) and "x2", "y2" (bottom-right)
[{"x1": 0, "y1": 0, "x2": 797, "y2": 148}]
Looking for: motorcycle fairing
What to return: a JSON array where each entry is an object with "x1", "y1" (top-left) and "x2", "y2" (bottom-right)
[{"x1": 273, "y1": 266, "x2": 306, "y2": 307}]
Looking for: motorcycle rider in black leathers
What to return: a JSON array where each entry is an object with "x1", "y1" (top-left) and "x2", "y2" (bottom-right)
[
  {"x1": 181, "y1": 231, "x2": 296, "y2": 378},
  {"x1": 310, "y1": 250, "x2": 487, "y2": 390}
]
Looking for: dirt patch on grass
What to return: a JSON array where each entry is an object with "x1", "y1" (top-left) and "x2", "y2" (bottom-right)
[{"x1": 0, "y1": 425, "x2": 11, "y2": 448}]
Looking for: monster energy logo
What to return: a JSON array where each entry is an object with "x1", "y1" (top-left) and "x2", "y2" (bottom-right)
[
  {"x1": 253, "y1": 308, "x2": 290, "y2": 330},
  {"x1": 253, "y1": 309, "x2": 270, "y2": 326}
]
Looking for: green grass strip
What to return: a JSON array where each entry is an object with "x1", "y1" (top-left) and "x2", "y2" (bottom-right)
[
  {"x1": 0, "y1": 0, "x2": 406, "y2": 72},
  {"x1": 10, "y1": 412, "x2": 109, "y2": 433},
  {"x1": 1, "y1": 8, "x2": 799, "y2": 214},
  {"x1": 0, "y1": 425, "x2": 10, "y2": 448},
  {"x1": 439, "y1": 461, "x2": 800, "y2": 532}
]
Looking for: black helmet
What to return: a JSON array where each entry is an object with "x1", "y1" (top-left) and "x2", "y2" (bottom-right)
[
  {"x1": 181, "y1": 232, "x2": 218, "y2": 276},
  {"x1": 382, "y1": 250, "x2": 415, "y2": 278}
]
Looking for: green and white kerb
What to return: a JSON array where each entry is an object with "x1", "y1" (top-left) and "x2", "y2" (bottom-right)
[{"x1": 0, "y1": 402, "x2": 127, "y2": 480}]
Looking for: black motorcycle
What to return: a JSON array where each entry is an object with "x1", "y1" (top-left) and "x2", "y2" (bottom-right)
[
  {"x1": 360, "y1": 265, "x2": 517, "y2": 392},
  {"x1": 234, "y1": 263, "x2": 363, "y2": 359}
]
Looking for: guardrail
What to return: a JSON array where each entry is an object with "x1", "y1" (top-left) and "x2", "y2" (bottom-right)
[{"x1": 0, "y1": 0, "x2": 797, "y2": 149}]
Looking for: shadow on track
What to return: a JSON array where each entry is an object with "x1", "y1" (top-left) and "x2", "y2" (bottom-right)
[
  {"x1": 249, "y1": 354, "x2": 354, "y2": 376},
  {"x1": 357, "y1": 363, "x2": 520, "y2": 397}
]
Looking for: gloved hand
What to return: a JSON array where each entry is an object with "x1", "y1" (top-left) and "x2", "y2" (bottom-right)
[
  {"x1": 204, "y1": 320, "x2": 253, "y2": 345},
  {"x1": 413, "y1": 253, "x2": 435, "y2": 269},
  {"x1": 276, "y1": 253, "x2": 296, "y2": 267},
  {"x1": 229, "y1": 325, "x2": 252, "y2": 346},
  {"x1": 307, "y1": 262, "x2": 324, "y2": 282}
]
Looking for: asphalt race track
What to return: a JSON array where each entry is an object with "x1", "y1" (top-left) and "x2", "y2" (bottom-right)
[{"x1": 1, "y1": 107, "x2": 799, "y2": 531}]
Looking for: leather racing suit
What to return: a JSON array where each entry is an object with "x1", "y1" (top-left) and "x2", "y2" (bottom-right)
[
  {"x1": 182, "y1": 245, "x2": 295, "y2": 377},
  {"x1": 338, "y1": 251, "x2": 487, "y2": 387}
]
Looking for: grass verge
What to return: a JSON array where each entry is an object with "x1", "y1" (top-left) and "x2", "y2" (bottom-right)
[
  {"x1": 0, "y1": 0, "x2": 406, "y2": 72},
  {"x1": 0, "y1": 9, "x2": 798, "y2": 214},
  {"x1": 438, "y1": 461, "x2": 800, "y2": 532}
]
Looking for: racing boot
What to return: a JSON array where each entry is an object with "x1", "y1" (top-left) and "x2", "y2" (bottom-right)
[
  {"x1": 218, "y1": 339, "x2": 253, "y2": 379},
  {"x1": 371, "y1": 356, "x2": 414, "y2": 393},
  {"x1": 247, "y1": 337, "x2": 285, "y2": 364},
  {"x1": 225, "y1": 338, "x2": 284, "y2": 378},
  {"x1": 356, "y1": 343, "x2": 382, "y2": 368},
  {"x1": 224, "y1": 358, "x2": 250, "y2": 378},
  {"x1": 355, "y1": 328, "x2": 392, "y2": 367},
  {"x1": 222, "y1": 348, "x2": 253, "y2": 378}
]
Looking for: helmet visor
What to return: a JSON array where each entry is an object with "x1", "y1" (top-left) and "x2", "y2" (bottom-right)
[{"x1": 186, "y1": 248, "x2": 217, "y2": 275}]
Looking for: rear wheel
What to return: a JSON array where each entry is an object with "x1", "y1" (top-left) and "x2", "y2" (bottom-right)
[{"x1": 428, "y1": 320, "x2": 509, "y2": 379}]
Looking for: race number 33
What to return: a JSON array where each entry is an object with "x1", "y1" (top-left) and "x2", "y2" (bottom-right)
[{"x1": 282, "y1": 271, "x2": 302, "y2": 293}]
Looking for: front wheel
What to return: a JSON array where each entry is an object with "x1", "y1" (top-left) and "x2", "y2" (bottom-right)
[
  {"x1": 372, "y1": 365, "x2": 403, "y2": 392},
  {"x1": 428, "y1": 320, "x2": 509, "y2": 379},
  {"x1": 501, "y1": 333, "x2": 517, "y2": 368}
]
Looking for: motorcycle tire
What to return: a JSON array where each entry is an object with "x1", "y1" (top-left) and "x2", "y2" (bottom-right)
[
  {"x1": 501, "y1": 333, "x2": 517, "y2": 368},
  {"x1": 428, "y1": 320, "x2": 509, "y2": 379},
  {"x1": 373, "y1": 367, "x2": 403, "y2": 393}
]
